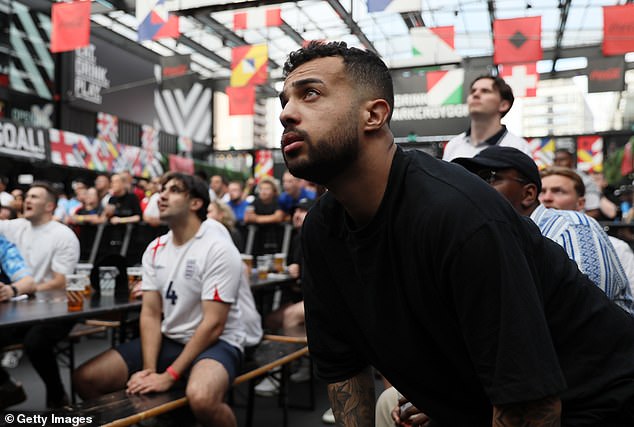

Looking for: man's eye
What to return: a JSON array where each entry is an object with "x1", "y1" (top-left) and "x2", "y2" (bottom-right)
[{"x1": 304, "y1": 89, "x2": 319, "y2": 99}]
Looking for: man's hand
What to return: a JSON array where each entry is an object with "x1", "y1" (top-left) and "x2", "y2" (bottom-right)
[
  {"x1": 390, "y1": 397, "x2": 431, "y2": 427},
  {"x1": 0, "y1": 283, "x2": 12, "y2": 302},
  {"x1": 126, "y1": 369, "x2": 175, "y2": 394}
]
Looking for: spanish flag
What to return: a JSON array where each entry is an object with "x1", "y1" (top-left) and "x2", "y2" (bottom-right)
[{"x1": 231, "y1": 44, "x2": 268, "y2": 87}]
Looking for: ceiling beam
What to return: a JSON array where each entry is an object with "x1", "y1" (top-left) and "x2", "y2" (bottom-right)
[
  {"x1": 177, "y1": 36, "x2": 230, "y2": 68},
  {"x1": 174, "y1": 0, "x2": 298, "y2": 16},
  {"x1": 324, "y1": 0, "x2": 377, "y2": 54},
  {"x1": 279, "y1": 20, "x2": 305, "y2": 46},
  {"x1": 550, "y1": 0, "x2": 572, "y2": 73}
]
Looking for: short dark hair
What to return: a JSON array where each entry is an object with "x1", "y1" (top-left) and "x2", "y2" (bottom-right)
[
  {"x1": 283, "y1": 41, "x2": 394, "y2": 123},
  {"x1": 30, "y1": 181, "x2": 59, "y2": 208},
  {"x1": 161, "y1": 172, "x2": 210, "y2": 222},
  {"x1": 212, "y1": 174, "x2": 229, "y2": 186},
  {"x1": 471, "y1": 75, "x2": 515, "y2": 117}
]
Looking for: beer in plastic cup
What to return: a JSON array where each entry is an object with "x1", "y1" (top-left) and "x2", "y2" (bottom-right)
[
  {"x1": 75, "y1": 263, "x2": 93, "y2": 296},
  {"x1": 273, "y1": 253, "x2": 286, "y2": 273},
  {"x1": 127, "y1": 267, "x2": 143, "y2": 300},
  {"x1": 66, "y1": 274, "x2": 85, "y2": 312},
  {"x1": 241, "y1": 254, "x2": 254, "y2": 272}
]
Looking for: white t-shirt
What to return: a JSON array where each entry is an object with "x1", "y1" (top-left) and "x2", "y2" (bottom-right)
[
  {"x1": 141, "y1": 220, "x2": 261, "y2": 350},
  {"x1": 609, "y1": 236, "x2": 634, "y2": 297},
  {"x1": 143, "y1": 192, "x2": 161, "y2": 220},
  {"x1": 442, "y1": 128, "x2": 531, "y2": 161},
  {"x1": 0, "y1": 218, "x2": 79, "y2": 283},
  {"x1": 0, "y1": 191, "x2": 14, "y2": 208}
]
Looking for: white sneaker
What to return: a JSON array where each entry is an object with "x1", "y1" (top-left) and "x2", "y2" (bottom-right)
[
  {"x1": 1, "y1": 350, "x2": 22, "y2": 369},
  {"x1": 321, "y1": 408, "x2": 335, "y2": 424},
  {"x1": 254, "y1": 376, "x2": 279, "y2": 397},
  {"x1": 290, "y1": 363, "x2": 311, "y2": 383}
]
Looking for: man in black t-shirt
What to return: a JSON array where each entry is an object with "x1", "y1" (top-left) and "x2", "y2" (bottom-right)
[
  {"x1": 278, "y1": 41, "x2": 634, "y2": 426},
  {"x1": 104, "y1": 173, "x2": 142, "y2": 225}
]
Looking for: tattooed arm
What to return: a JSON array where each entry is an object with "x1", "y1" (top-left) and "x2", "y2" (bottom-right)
[
  {"x1": 327, "y1": 366, "x2": 375, "y2": 427},
  {"x1": 492, "y1": 396, "x2": 561, "y2": 427}
]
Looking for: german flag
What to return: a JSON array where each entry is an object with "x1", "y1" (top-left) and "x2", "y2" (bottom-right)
[{"x1": 231, "y1": 44, "x2": 268, "y2": 87}]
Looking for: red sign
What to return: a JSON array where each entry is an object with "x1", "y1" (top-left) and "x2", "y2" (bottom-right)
[
  {"x1": 603, "y1": 4, "x2": 634, "y2": 56},
  {"x1": 493, "y1": 16, "x2": 542, "y2": 64},
  {"x1": 50, "y1": 1, "x2": 91, "y2": 53},
  {"x1": 226, "y1": 85, "x2": 255, "y2": 115}
]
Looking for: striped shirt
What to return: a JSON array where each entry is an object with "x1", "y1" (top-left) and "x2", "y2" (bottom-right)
[{"x1": 530, "y1": 204, "x2": 634, "y2": 315}]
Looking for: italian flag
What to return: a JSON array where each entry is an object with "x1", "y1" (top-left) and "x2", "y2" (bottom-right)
[{"x1": 425, "y1": 69, "x2": 464, "y2": 106}]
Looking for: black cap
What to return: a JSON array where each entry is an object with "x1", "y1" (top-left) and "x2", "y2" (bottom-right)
[
  {"x1": 452, "y1": 146, "x2": 541, "y2": 193},
  {"x1": 296, "y1": 197, "x2": 315, "y2": 211}
]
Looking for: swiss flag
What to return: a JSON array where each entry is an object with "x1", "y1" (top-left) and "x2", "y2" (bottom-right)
[
  {"x1": 227, "y1": 85, "x2": 255, "y2": 115},
  {"x1": 603, "y1": 4, "x2": 634, "y2": 56},
  {"x1": 498, "y1": 63, "x2": 539, "y2": 97},
  {"x1": 234, "y1": 8, "x2": 282, "y2": 30},
  {"x1": 493, "y1": 16, "x2": 542, "y2": 64},
  {"x1": 50, "y1": 1, "x2": 91, "y2": 53}
]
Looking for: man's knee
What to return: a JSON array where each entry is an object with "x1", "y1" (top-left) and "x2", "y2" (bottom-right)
[
  {"x1": 186, "y1": 360, "x2": 230, "y2": 412},
  {"x1": 73, "y1": 350, "x2": 128, "y2": 398}
]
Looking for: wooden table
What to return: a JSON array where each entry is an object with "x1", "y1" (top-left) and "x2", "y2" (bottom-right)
[{"x1": 0, "y1": 290, "x2": 141, "y2": 329}]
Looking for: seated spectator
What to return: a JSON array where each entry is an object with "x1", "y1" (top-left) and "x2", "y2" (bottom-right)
[
  {"x1": 103, "y1": 173, "x2": 142, "y2": 225},
  {"x1": 73, "y1": 173, "x2": 261, "y2": 427},
  {"x1": 9, "y1": 188, "x2": 23, "y2": 217},
  {"x1": 279, "y1": 171, "x2": 315, "y2": 217},
  {"x1": 0, "y1": 235, "x2": 35, "y2": 409},
  {"x1": 244, "y1": 176, "x2": 285, "y2": 255},
  {"x1": 226, "y1": 180, "x2": 250, "y2": 224},
  {"x1": 72, "y1": 187, "x2": 104, "y2": 225},
  {"x1": 453, "y1": 148, "x2": 634, "y2": 314},
  {"x1": 0, "y1": 182, "x2": 79, "y2": 408},
  {"x1": 142, "y1": 176, "x2": 162, "y2": 227},
  {"x1": 207, "y1": 200, "x2": 243, "y2": 250}
]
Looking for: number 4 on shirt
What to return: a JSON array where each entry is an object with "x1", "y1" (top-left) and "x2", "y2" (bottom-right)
[{"x1": 165, "y1": 281, "x2": 178, "y2": 305}]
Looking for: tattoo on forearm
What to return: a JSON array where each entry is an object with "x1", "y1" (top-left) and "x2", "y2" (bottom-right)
[
  {"x1": 493, "y1": 396, "x2": 561, "y2": 427},
  {"x1": 327, "y1": 368, "x2": 375, "y2": 427}
]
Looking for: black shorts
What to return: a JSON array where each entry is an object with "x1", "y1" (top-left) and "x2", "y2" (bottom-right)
[{"x1": 116, "y1": 337, "x2": 242, "y2": 384}]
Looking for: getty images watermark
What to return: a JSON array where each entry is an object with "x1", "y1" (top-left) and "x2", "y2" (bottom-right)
[{"x1": 2, "y1": 412, "x2": 96, "y2": 427}]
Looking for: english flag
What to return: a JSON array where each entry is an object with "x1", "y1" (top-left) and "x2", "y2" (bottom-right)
[
  {"x1": 226, "y1": 86, "x2": 255, "y2": 115},
  {"x1": 50, "y1": 1, "x2": 91, "y2": 53},
  {"x1": 603, "y1": 4, "x2": 634, "y2": 56},
  {"x1": 493, "y1": 16, "x2": 542, "y2": 64},
  {"x1": 498, "y1": 63, "x2": 539, "y2": 97},
  {"x1": 234, "y1": 8, "x2": 282, "y2": 30}
]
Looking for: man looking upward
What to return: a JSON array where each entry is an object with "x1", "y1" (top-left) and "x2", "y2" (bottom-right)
[
  {"x1": 279, "y1": 41, "x2": 634, "y2": 427},
  {"x1": 442, "y1": 75, "x2": 530, "y2": 161}
]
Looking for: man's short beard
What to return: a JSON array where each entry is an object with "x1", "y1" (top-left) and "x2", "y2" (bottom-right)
[{"x1": 285, "y1": 127, "x2": 359, "y2": 185}]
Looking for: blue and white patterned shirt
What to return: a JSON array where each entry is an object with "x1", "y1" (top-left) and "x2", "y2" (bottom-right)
[
  {"x1": 0, "y1": 234, "x2": 31, "y2": 283},
  {"x1": 530, "y1": 204, "x2": 634, "y2": 315}
]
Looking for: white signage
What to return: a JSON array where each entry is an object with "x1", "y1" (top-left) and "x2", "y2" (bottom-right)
[
  {"x1": 0, "y1": 120, "x2": 47, "y2": 160},
  {"x1": 74, "y1": 44, "x2": 110, "y2": 104}
]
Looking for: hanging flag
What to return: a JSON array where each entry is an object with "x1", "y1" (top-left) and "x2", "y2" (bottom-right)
[
  {"x1": 528, "y1": 137, "x2": 555, "y2": 170},
  {"x1": 367, "y1": 0, "x2": 420, "y2": 13},
  {"x1": 254, "y1": 150, "x2": 273, "y2": 183},
  {"x1": 227, "y1": 86, "x2": 255, "y2": 115},
  {"x1": 96, "y1": 112, "x2": 119, "y2": 144},
  {"x1": 234, "y1": 8, "x2": 282, "y2": 30},
  {"x1": 493, "y1": 16, "x2": 542, "y2": 64},
  {"x1": 230, "y1": 44, "x2": 268, "y2": 87},
  {"x1": 577, "y1": 136, "x2": 603, "y2": 173},
  {"x1": 141, "y1": 124, "x2": 159, "y2": 152},
  {"x1": 622, "y1": 139, "x2": 634, "y2": 176},
  {"x1": 50, "y1": 1, "x2": 91, "y2": 53},
  {"x1": 409, "y1": 26, "x2": 461, "y2": 66},
  {"x1": 168, "y1": 154, "x2": 194, "y2": 174},
  {"x1": 603, "y1": 4, "x2": 634, "y2": 56},
  {"x1": 425, "y1": 69, "x2": 464, "y2": 106},
  {"x1": 136, "y1": 0, "x2": 180, "y2": 42},
  {"x1": 498, "y1": 63, "x2": 539, "y2": 97}
]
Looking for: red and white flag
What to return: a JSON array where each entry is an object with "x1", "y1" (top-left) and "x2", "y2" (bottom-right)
[
  {"x1": 234, "y1": 8, "x2": 282, "y2": 30},
  {"x1": 51, "y1": 1, "x2": 91, "y2": 53},
  {"x1": 498, "y1": 63, "x2": 539, "y2": 97}
]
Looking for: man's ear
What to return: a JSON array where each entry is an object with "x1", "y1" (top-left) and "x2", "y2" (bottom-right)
[
  {"x1": 190, "y1": 197, "x2": 204, "y2": 213},
  {"x1": 499, "y1": 100, "x2": 511, "y2": 116},
  {"x1": 577, "y1": 196, "x2": 586, "y2": 212},
  {"x1": 520, "y1": 183, "x2": 538, "y2": 210},
  {"x1": 363, "y1": 99, "x2": 390, "y2": 131}
]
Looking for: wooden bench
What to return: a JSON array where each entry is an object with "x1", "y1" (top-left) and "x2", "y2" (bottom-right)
[{"x1": 58, "y1": 336, "x2": 310, "y2": 427}]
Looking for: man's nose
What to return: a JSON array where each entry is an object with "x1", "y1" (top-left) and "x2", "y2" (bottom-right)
[{"x1": 280, "y1": 101, "x2": 299, "y2": 128}]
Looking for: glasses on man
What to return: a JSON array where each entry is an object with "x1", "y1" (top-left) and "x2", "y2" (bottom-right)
[{"x1": 476, "y1": 169, "x2": 528, "y2": 185}]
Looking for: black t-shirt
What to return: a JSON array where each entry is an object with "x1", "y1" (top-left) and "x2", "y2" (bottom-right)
[
  {"x1": 302, "y1": 148, "x2": 634, "y2": 426},
  {"x1": 108, "y1": 192, "x2": 142, "y2": 217}
]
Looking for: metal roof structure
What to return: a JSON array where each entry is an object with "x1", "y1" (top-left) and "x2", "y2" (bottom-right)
[{"x1": 88, "y1": 0, "x2": 634, "y2": 82}]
